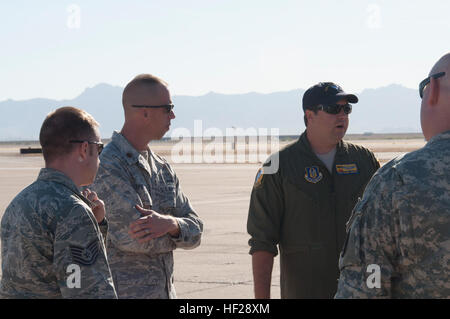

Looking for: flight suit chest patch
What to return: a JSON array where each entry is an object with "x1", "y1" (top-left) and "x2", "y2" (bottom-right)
[
  {"x1": 304, "y1": 166, "x2": 323, "y2": 184},
  {"x1": 336, "y1": 163, "x2": 359, "y2": 175}
]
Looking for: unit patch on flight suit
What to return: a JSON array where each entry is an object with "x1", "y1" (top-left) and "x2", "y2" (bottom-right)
[{"x1": 304, "y1": 166, "x2": 323, "y2": 184}]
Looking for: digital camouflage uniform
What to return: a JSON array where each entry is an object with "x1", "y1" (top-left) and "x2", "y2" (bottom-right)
[
  {"x1": 335, "y1": 131, "x2": 450, "y2": 299},
  {"x1": 247, "y1": 131, "x2": 380, "y2": 298},
  {"x1": 91, "y1": 131, "x2": 203, "y2": 299},
  {"x1": 0, "y1": 168, "x2": 117, "y2": 299}
]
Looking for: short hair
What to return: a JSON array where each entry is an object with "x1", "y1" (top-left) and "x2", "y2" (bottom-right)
[
  {"x1": 122, "y1": 74, "x2": 168, "y2": 107},
  {"x1": 39, "y1": 106, "x2": 99, "y2": 163},
  {"x1": 303, "y1": 108, "x2": 318, "y2": 126}
]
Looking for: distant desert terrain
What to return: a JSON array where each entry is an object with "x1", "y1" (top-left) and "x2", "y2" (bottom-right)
[{"x1": 0, "y1": 134, "x2": 426, "y2": 298}]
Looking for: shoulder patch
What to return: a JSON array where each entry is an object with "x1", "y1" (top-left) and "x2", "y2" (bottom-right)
[
  {"x1": 254, "y1": 168, "x2": 264, "y2": 188},
  {"x1": 69, "y1": 239, "x2": 100, "y2": 266}
]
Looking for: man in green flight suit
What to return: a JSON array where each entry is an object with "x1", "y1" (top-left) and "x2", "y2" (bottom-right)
[{"x1": 247, "y1": 82, "x2": 380, "y2": 299}]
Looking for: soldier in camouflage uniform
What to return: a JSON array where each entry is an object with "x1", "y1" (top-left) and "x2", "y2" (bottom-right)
[
  {"x1": 0, "y1": 107, "x2": 117, "y2": 299},
  {"x1": 247, "y1": 82, "x2": 380, "y2": 299},
  {"x1": 91, "y1": 74, "x2": 203, "y2": 299},
  {"x1": 335, "y1": 53, "x2": 450, "y2": 298}
]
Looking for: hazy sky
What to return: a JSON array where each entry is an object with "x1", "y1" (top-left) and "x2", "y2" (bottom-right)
[{"x1": 0, "y1": 0, "x2": 448, "y2": 101}]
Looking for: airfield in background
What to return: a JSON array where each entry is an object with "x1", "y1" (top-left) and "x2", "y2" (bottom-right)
[{"x1": 0, "y1": 133, "x2": 426, "y2": 298}]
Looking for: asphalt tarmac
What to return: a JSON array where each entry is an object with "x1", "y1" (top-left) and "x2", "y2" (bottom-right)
[
  {"x1": 0, "y1": 152, "x2": 280, "y2": 298},
  {"x1": 0, "y1": 137, "x2": 426, "y2": 298}
]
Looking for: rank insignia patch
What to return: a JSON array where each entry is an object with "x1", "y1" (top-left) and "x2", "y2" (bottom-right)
[
  {"x1": 69, "y1": 240, "x2": 100, "y2": 266},
  {"x1": 336, "y1": 163, "x2": 358, "y2": 175},
  {"x1": 304, "y1": 166, "x2": 323, "y2": 184}
]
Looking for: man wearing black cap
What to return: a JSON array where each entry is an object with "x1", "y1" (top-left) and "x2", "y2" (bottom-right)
[{"x1": 247, "y1": 82, "x2": 380, "y2": 299}]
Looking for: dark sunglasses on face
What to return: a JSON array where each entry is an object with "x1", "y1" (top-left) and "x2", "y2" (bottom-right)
[
  {"x1": 419, "y1": 72, "x2": 445, "y2": 98},
  {"x1": 315, "y1": 103, "x2": 352, "y2": 115},
  {"x1": 131, "y1": 104, "x2": 174, "y2": 113},
  {"x1": 69, "y1": 140, "x2": 104, "y2": 155}
]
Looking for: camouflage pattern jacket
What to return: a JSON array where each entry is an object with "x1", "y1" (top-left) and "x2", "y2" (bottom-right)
[
  {"x1": 335, "y1": 130, "x2": 450, "y2": 298},
  {"x1": 0, "y1": 168, "x2": 117, "y2": 299},
  {"x1": 91, "y1": 131, "x2": 203, "y2": 299}
]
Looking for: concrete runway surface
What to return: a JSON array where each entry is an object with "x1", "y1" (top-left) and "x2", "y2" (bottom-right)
[
  {"x1": 0, "y1": 151, "x2": 280, "y2": 298},
  {"x1": 0, "y1": 137, "x2": 426, "y2": 298}
]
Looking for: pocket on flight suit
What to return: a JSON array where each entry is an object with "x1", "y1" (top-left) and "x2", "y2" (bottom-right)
[
  {"x1": 282, "y1": 180, "x2": 320, "y2": 243},
  {"x1": 280, "y1": 243, "x2": 328, "y2": 298}
]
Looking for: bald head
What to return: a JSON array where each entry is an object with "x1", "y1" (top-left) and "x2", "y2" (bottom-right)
[
  {"x1": 120, "y1": 74, "x2": 174, "y2": 149},
  {"x1": 428, "y1": 52, "x2": 450, "y2": 103},
  {"x1": 421, "y1": 53, "x2": 450, "y2": 140},
  {"x1": 122, "y1": 74, "x2": 170, "y2": 115},
  {"x1": 430, "y1": 53, "x2": 450, "y2": 77}
]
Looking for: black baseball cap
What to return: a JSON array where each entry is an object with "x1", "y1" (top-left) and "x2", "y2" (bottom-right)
[{"x1": 302, "y1": 82, "x2": 358, "y2": 111}]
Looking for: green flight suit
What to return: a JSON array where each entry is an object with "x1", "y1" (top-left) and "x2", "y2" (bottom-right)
[{"x1": 247, "y1": 131, "x2": 380, "y2": 299}]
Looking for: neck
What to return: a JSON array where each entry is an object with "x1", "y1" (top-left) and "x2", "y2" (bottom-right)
[
  {"x1": 121, "y1": 122, "x2": 151, "y2": 152},
  {"x1": 306, "y1": 129, "x2": 338, "y2": 154},
  {"x1": 46, "y1": 160, "x2": 83, "y2": 187}
]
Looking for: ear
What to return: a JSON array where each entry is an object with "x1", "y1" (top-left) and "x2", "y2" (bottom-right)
[
  {"x1": 305, "y1": 109, "x2": 315, "y2": 123},
  {"x1": 78, "y1": 142, "x2": 89, "y2": 161},
  {"x1": 427, "y1": 77, "x2": 440, "y2": 106}
]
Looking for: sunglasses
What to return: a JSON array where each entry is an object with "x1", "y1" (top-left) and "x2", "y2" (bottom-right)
[
  {"x1": 132, "y1": 104, "x2": 174, "y2": 113},
  {"x1": 315, "y1": 103, "x2": 352, "y2": 115},
  {"x1": 69, "y1": 140, "x2": 104, "y2": 155},
  {"x1": 323, "y1": 83, "x2": 342, "y2": 94},
  {"x1": 419, "y1": 72, "x2": 446, "y2": 98}
]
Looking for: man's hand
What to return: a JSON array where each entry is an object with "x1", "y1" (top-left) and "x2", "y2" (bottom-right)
[
  {"x1": 82, "y1": 188, "x2": 105, "y2": 224},
  {"x1": 128, "y1": 205, "x2": 180, "y2": 243}
]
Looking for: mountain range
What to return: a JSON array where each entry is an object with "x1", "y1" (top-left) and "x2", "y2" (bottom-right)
[{"x1": 0, "y1": 83, "x2": 421, "y2": 141}]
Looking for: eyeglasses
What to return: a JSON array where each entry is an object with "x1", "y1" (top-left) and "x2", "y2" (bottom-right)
[
  {"x1": 69, "y1": 140, "x2": 104, "y2": 155},
  {"x1": 131, "y1": 104, "x2": 174, "y2": 113},
  {"x1": 315, "y1": 103, "x2": 352, "y2": 115},
  {"x1": 419, "y1": 72, "x2": 446, "y2": 98}
]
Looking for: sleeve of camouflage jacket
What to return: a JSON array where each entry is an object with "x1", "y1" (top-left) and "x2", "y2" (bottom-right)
[
  {"x1": 98, "y1": 218, "x2": 108, "y2": 246},
  {"x1": 92, "y1": 159, "x2": 201, "y2": 254},
  {"x1": 247, "y1": 168, "x2": 284, "y2": 256},
  {"x1": 54, "y1": 205, "x2": 117, "y2": 299},
  {"x1": 335, "y1": 168, "x2": 402, "y2": 298},
  {"x1": 168, "y1": 173, "x2": 203, "y2": 249}
]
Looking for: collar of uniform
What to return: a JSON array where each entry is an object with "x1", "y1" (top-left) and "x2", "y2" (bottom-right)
[
  {"x1": 111, "y1": 131, "x2": 151, "y2": 168},
  {"x1": 37, "y1": 167, "x2": 81, "y2": 195},
  {"x1": 426, "y1": 130, "x2": 450, "y2": 147}
]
